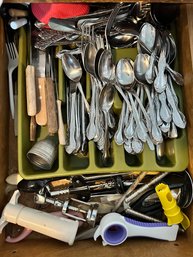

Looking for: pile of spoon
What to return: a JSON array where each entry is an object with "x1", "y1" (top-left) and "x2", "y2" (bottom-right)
[{"x1": 49, "y1": 3, "x2": 186, "y2": 164}]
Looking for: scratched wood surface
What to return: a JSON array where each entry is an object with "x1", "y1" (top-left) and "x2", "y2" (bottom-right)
[
  {"x1": 0, "y1": 233, "x2": 193, "y2": 257},
  {"x1": 0, "y1": 18, "x2": 10, "y2": 210},
  {"x1": 178, "y1": 5, "x2": 193, "y2": 173}
]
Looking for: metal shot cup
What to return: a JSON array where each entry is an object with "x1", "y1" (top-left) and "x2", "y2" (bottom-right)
[{"x1": 27, "y1": 136, "x2": 58, "y2": 170}]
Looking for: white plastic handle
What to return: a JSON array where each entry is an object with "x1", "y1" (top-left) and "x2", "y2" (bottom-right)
[
  {"x1": 0, "y1": 190, "x2": 79, "y2": 245},
  {"x1": 10, "y1": 18, "x2": 28, "y2": 30},
  {"x1": 94, "y1": 213, "x2": 179, "y2": 246}
]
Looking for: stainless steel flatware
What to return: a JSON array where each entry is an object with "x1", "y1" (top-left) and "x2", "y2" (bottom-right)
[
  {"x1": 32, "y1": 47, "x2": 47, "y2": 126},
  {"x1": 6, "y1": 41, "x2": 18, "y2": 119},
  {"x1": 99, "y1": 83, "x2": 115, "y2": 162}
]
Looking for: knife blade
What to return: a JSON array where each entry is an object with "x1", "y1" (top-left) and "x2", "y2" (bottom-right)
[
  {"x1": 33, "y1": 47, "x2": 47, "y2": 126},
  {"x1": 51, "y1": 48, "x2": 66, "y2": 145}
]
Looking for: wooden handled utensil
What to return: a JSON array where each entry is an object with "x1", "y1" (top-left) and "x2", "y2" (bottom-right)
[
  {"x1": 34, "y1": 49, "x2": 47, "y2": 126},
  {"x1": 25, "y1": 65, "x2": 37, "y2": 141},
  {"x1": 25, "y1": 23, "x2": 37, "y2": 141},
  {"x1": 45, "y1": 53, "x2": 58, "y2": 135},
  {"x1": 9, "y1": 8, "x2": 29, "y2": 18},
  {"x1": 26, "y1": 65, "x2": 36, "y2": 116}
]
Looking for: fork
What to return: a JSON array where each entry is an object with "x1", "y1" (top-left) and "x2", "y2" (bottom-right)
[{"x1": 6, "y1": 41, "x2": 19, "y2": 119}]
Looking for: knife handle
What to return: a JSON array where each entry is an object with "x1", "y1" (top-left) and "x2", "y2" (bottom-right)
[
  {"x1": 45, "y1": 77, "x2": 58, "y2": 135},
  {"x1": 30, "y1": 116, "x2": 37, "y2": 141},
  {"x1": 56, "y1": 99, "x2": 66, "y2": 145},
  {"x1": 35, "y1": 77, "x2": 47, "y2": 126},
  {"x1": 9, "y1": 8, "x2": 28, "y2": 17},
  {"x1": 25, "y1": 65, "x2": 37, "y2": 116}
]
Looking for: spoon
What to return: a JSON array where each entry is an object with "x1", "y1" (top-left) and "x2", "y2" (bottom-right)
[
  {"x1": 109, "y1": 33, "x2": 138, "y2": 49},
  {"x1": 112, "y1": 20, "x2": 139, "y2": 36},
  {"x1": 165, "y1": 84, "x2": 186, "y2": 129},
  {"x1": 97, "y1": 50, "x2": 115, "y2": 82},
  {"x1": 99, "y1": 83, "x2": 115, "y2": 162},
  {"x1": 65, "y1": 82, "x2": 77, "y2": 154},
  {"x1": 109, "y1": 21, "x2": 139, "y2": 49},
  {"x1": 167, "y1": 32, "x2": 177, "y2": 65},
  {"x1": 115, "y1": 58, "x2": 148, "y2": 143},
  {"x1": 158, "y1": 91, "x2": 172, "y2": 123},
  {"x1": 168, "y1": 122, "x2": 178, "y2": 139},
  {"x1": 139, "y1": 22, "x2": 157, "y2": 52},
  {"x1": 86, "y1": 76, "x2": 97, "y2": 140},
  {"x1": 84, "y1": 42, "x2": 97, "y2": 76},
  {"x1": 160, "y1": 31, "x2": 176, "y2": 65},
  {"x1": 134, "y1": 53, "x2": 163, "y2": 144},
  {"x1": 114, "y1": 100, "x2": 126, "y2": 145},
  {"x1": 116, "y1": 58, "x2": 151, "y2": 131},
  {"x1": 154, "y1": 49, "x2": 168, "y2": 93},
  {"x1": 62, "y1": 54, "x2": 90, "y2": 113},
  {"x1": 97, "y1": 3, "x2": 123, "y2": 82},
  {"x1": 116, "y1": 58, "x2": 135, "y2": 87},
  {"x1": 138, "y1": 24, "x2": 183, "y2": 86}
]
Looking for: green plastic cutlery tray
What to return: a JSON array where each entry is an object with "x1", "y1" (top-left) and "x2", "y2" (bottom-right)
[{"x1": 18, "y1": 27, "x2": 189, "y2": 180}]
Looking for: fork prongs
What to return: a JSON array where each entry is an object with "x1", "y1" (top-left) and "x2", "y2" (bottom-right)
[
  {"x1": 6, "y1": 41, "x2": 19, "y2": 119},
  {"x1": 6, "y1": 42, "x2": 18, "y2": 60}
]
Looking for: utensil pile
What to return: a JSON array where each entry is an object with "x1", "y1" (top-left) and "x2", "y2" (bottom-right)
[
  {"x1": 30, "y1": 3, "x2": 186, "y2": 166},
  {"x1": 1, "y1": 2, "x2": 192, "y2": 247},
  {"x1": 1, "y1": 2, "x2": 186, "y2": 168},
  {"x1": 2, "y1": 170, "x2": 192, "y2": 245}
]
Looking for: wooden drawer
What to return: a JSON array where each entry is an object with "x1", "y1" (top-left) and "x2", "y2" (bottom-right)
[{"x1": 0, "y1": 2, "x2": 193, "y2": 257}]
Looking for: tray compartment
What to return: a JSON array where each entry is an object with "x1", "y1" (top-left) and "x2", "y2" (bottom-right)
[{"x1": 18, "y1": 21, "x2": 189, "y2": 179}]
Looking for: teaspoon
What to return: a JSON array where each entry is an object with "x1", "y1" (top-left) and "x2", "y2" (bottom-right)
[
  {"x1": 62, "y1": 53, "x2": 90, "y2": 113},
  {"x1": 99, "y1": 83, "x2": 115, "y2": 162}
]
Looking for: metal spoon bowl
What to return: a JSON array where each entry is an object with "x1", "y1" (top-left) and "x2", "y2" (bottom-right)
[
  {"x1": 116, "y1": 58, "x2": 135, "y2": 86},
  {"x1": 99, "y1": 84, "x2": 115, "y2": 111},
  {"x1": 134, "y1": 53, "x2": 150, "y2": 83},
  {"x1": 137, "y1": 27, "x2": 183, "y2": 86},
  {"x1": 134, "y1": 53, "x2": 163, "y2": 144},
  {"x1": 139, "y1": 22, "x2": 157, "y2": 52},
  {"x1": 62, "y1": 54, "x2": 82, "y2": 82},
  {"x1": 84, "y1": 42, "x2": 97, "y2": 76},
  {"x1": 97, "y1": 49, "x2": 115, "y2": 82},
  {"x1": 112, "y1": 20, "x2": 139, "y2": 36},
  {"x1": 109, "y1": 33, "x2": 138, "y2": 49},
  {"x1": 62, "y1": 53, "x2": 90, "y2": 113},
  {"x1": 115, "y1": 58, "x2": 150, "y2": 148}
]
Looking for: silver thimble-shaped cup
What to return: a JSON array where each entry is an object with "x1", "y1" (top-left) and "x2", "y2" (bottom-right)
[{"x1": 27, "y1": 136, "x2": 58, "y2": 170}]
